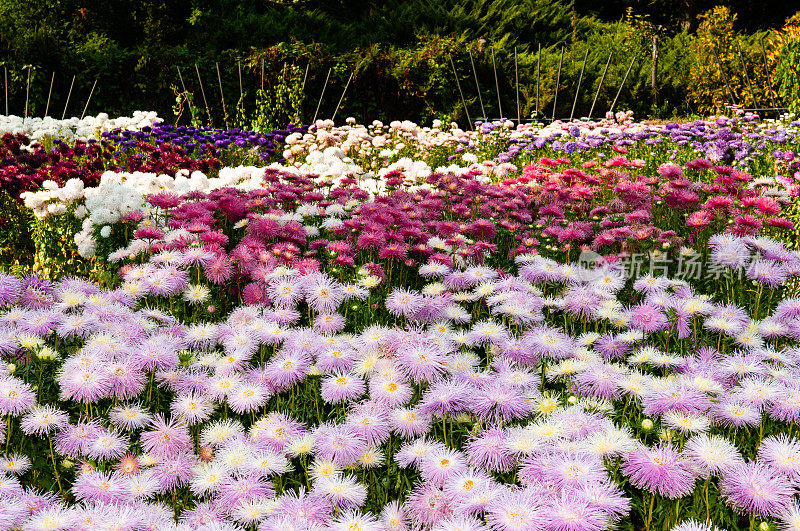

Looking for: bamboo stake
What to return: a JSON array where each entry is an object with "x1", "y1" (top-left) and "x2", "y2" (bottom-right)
[
  {"x1": 194, "y1": 64, "x2": 213, "y2": 125},
  {"x1": 736, "y1": 41, "x2": 757, "y2": 110},
  {"x1": 448, "y1": 53, "x2": 471, "y2": 130},
  {"x1": 24, "y1": 68, "x2": 30, "y2": 119},
  {"x1": 570, "y1": 48, "x2": 589, "y2": 121},
  {"x1": 312, "y1": 68, "x2": 331, "y2": 124},
  {"x1": 3, "y1": 68, "x2": 7, "y2": 116},
  {"x1": 468, "y1": 49, "x2": 486, "y2": 120},
  {"x1": 535, "y1": 43, "x2": 541, "y2": 116},
  {"x1": 215, "y1": 62, "x2": 228, "y2": 128},
  {"x1": 588, "y1": 51, "x2": 613, "y2": 120},
  {"x1": 176, "y1": 66, "x2": 187, "y2": 93},
  {"x1": 760, "y1": 36, "x2": 777, "y2": 109},
  {"x1": 551, "y1": 46, "x2": 564, "y2": 122},
  {"x1": 514, "y1": 46, "x2": 520, "y2": 123},
  {"x1": 711, "y1": 46, "x2": 736, "y2": 105},
  {"x1": 80, "y1": 79, "x2": 97, "y2": 120},
  {"x1": 332, "y1": 71, "x2": 354, "y2": 121},
  {"x1": 45, "y1": 72, "x2": 55, "y2": 117},
  {"x1": 301, "y1": 63, "x2": 310, "y2": 92},
  {"x1": 238, "y1": 61, "x2": 243, "y2": 101},
  {"x1": 61, "y1": 75, "x2": 75, "y2": 120},
  {"x1": 491, "y1": 48, "x2": 503, "y2": 118},
  {"x1": 609, "y1": 54, "x2": 637, "y2": 113}
]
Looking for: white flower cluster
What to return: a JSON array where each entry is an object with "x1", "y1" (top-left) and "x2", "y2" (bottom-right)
[
  {"x1": 20, "y1": 178, "x2": 84, "y2": 218},
  {"x1": 75, "y1": 168, "x2": 281, "y2": 258},
  {"x1": 0, "y1": 111, "x2": 161, "y2": 142},
  {"x1": 271, "y1": 146, "x2": 365, "y2": 186}
]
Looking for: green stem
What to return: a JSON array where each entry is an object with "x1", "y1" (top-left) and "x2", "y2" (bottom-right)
[
  {"x1": 645, "y1": 492, "x2": 655, "y2": 531},
  {"x1": 48, "y1": 434, "x2": 63, "y2": 495}
]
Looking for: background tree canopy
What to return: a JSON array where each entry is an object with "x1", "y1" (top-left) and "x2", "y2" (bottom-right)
[{"x1": 0, "y1": 0, "x2": 797, "y2": 124}]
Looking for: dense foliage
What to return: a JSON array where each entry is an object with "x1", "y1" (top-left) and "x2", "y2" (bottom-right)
[{"x1": 0, "y1": 2, "x2": 798, "y2": 125}]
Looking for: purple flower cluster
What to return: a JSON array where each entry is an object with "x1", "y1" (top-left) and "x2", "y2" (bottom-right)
[{"x1": 103, "y1": 123, "x2": 309, "y2": 162}]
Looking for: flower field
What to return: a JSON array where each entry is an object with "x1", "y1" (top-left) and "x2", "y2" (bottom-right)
[{"x1": 0, "y1": 110, "x2": 799, "y2": 530}]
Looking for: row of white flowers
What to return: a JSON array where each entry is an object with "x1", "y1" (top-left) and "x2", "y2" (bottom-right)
[{"x1": 0, "y1": 111, "x2": 161, "y2": 142}]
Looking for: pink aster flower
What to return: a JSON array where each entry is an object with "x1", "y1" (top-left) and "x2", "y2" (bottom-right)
[
  {"x1": 20, "y1": 404, "x2": 69, "y2": 436},
  {"x1": 406, "y1": 484, "x2": 452, "y2": 528},
  {"x1": 394, "y1": 344, "x2": 448, "y2": 384},
  {"x1": 204, "y1": 255, "x2": 234, "y2": 284},
  {"x1": 545, "y1": 491, "x2": 608, "y2": 531},
  {"x1": 314, "y1": 422, "x2": 368, "y2": 467},
  {"x1": 54, "y1": 419, "x2": 101, "y2": 458},
  {"x1": 470, "y1": 384, "x2": 533, "y2": 423},
  {"x1": 485, "y1": 488, "x2": 543, "y2": 530},
  {"x1": 386, "y1": 288, "x2": 424, "y2": 318},
  {"x1": 627, "y1": 302, "x2": 668, "y2": 333},
  {"x1": 465, "y1": 426, "x2": 515, "y2": 473},
  {"x1": 140, "y1": 414, "x2": 192, "y2": 459},
  {"x1": 683, "y1": 434, "x2": 744, "y2": 479},
  {"x1": 313, "y1": 473, "x2": 367, "y2": 510},
  {"x1": 720, "y1": 461, "x2": 796, "y2": 517},
  {"x1": 389, "y1": 407, "x2": 432, "y2": 439},
  {"x1": 420, "y1": 447, "x2": 468, "y2": 487},
  {"x1": 758, "y1": 435, "x2": 800, "y2": 482},
  {"x1": 621, "y1": 443, "x2": 696, "y2": 499},
  {"x1": 0, "y1": 377, "x2": 35, "y2": 416},
  {"x1": 71, "y1": 470, "x2": 130, "y2": 504},
  {"x1": 321, "y1": 373, "x2": 366, "y2": 405}
]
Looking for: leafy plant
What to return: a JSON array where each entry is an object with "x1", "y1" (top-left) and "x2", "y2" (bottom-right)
[{"x1": 771, "y1": 12, "x2": 800, "y2": 113}]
